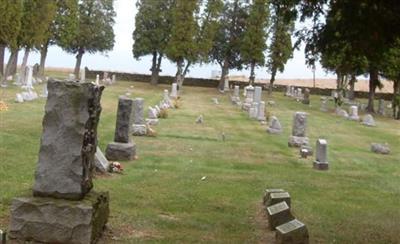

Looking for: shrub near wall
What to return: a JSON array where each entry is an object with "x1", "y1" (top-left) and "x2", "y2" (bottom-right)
[{"x1": 86, "y1": 68, "x2": 392, "y2": 100}]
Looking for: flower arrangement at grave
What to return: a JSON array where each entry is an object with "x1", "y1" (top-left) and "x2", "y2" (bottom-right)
[
  {"x1": 158, "y1": 108, "x2": 169, "y2": 118},
  {"x1": 109, "y1": 162, "x2": 124, "y2": 174},
  {"x1": 0, "y1": 101, "x2": 9, "y2": 111}
]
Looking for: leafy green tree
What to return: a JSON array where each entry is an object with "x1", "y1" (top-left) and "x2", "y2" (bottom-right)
[
  {"x1": 2, "y1": 0, "x2": 56, "y2": 84},
  {"x1": 210, "y1": 0, "x2": 248, "y2": 90},
  {"x1": 240, "y1": 0, "x2": 269, "y2": 85},
  {"x1": 18, "y1": 0, "x2": 57, "y2": 76},
  {"x1": 381, "y1": 39, "x2": 400, "y2": 119},
  {"x1": 296, "y1": 0, "x2": 400, "y2": 113},
  {"x1": 39, "y1": 0, "x2": 79, "y2": 77},
  {"x1": 64, "y1": 0, "x2": 116, "y2": 77},
  {"x1": 266, "y1": 1, "x2": 295, "y2": 94},
  {"x1": 0, "y1": 0, "x2": 22, "y2": 78},
  {"x1": 165, "y1": 0, "x2": 198, "y2": 88},
  {"x1": 132, "y1": 0, "x2": 174, "y2": 85},
  {"x1": 166, "y1": 0, "x2": 222, "y2": 89}
]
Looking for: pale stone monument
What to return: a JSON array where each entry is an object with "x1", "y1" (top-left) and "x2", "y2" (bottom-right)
[
  {"x1": 9, "y1": 80, "x2": 109, "y2": 243},
  {"x1": 285, "y1": 86, "x2": 291, "y2": 96},
  {"x1": 231, "y1": 85, "x2": 241, "y2": 105},
  {"x1": 348, "y1": 105, "x2": 360, "y2": 121},
  {"x1": 242, "y1": 85, "x2": 254, "y2": 110},
  {"x1": 95, "y1": 74, "x2": 100, "y2": 85},
  {"x1": 132, "y1": 98, "x2": 147, "y2": 136},
  {"x1": 94, "y1": 146, "x2": 110, "y2": 173},
  {"x1": 313, "y1": 139, "x2": 329, "y2": 170},
  {"x1": 256, "y1": 101, "x2": 266, "y2": 121},
  {"x1": 320, "y1": 99, "x2": 328, "y2": 112},
  {"x1": 361, "y1": 114, "x2": 376, "y2": 127},
  {"x1": 170, "y1": 83, "x2": 178, "y2": 98},
  {"x1": 253, "y1": 86, "x2": 262, "y2": 103},
  {"x1": 267, "y1": 116, "x2": 283, "y2": 134},
  {"x1": 288, "y1": 112, "x2": 309, "y2": 147},
  {"x1": 106, "y1": 96, "x2": 137, "y2": 160}
]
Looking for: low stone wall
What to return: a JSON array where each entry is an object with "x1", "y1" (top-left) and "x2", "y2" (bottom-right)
[{"x1": 86, "y1": 69, "x2": 393, "y2": 100}]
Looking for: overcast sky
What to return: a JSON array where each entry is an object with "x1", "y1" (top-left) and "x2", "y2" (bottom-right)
[{"x1": 16, "y1": 0, "x2": 335, "y2": 79}]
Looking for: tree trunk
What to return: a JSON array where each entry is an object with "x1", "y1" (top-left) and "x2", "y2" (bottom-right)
[
  {"x1": 39, "y1": 42, "x2": 49, "y2": 78},
  {"x1": 218, "y1": 58, "x2": 229, "y2": 90},
  {"x1": 393, "y1": 80, "x2": 400, "y2": 120},
  {"x1": 10, "y1": 49, "x2": 19, "y2": 75},
  {"x1": 175, "y1": 58, "x2": 184, "y2": 90},
  {"x1": 0, "y1": 44, "x2": 5, "y2": 76},
  {"x1": 366, "y1": 67, "x2": 378, "y2": 113},
  {"x1": 150, "y1": 51, "x2": 158, "y2": 85},
  {"x1": 348, "y1": 74, "x2": 356, "y2": 100},
  {"x1": 74, "y1": 48, "x2": 85, "y2": 77},
  {"x1": 182, "y1": 61, "x2": 191, "y2": 78},
  {"x1": 1, "y1": 49, "x2": 18, "y2": 85},
  {"x1": 269, "y1": 67, "x2": 277, "y2": 94},
  {"x1": 249, "y1": 60, "x2": 255, "y2": 85},
  {"x1": 20, "y1": 48, "x2": 31, "y2": 72}
]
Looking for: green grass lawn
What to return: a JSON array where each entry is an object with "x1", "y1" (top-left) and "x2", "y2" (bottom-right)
[{"x1": 0, "y1": 78, "x2": 399, "y2": 243}]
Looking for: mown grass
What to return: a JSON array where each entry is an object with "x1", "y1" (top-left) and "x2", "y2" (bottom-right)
[{"x1": 0, "y1": 76, "x2": 399, "y2": 243}]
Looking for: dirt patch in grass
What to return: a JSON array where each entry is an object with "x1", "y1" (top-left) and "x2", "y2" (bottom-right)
[{"x1": 254, "y1": 202, "x2": 276, "y2": 244}]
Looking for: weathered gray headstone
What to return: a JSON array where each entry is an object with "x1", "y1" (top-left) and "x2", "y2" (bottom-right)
[
  {"x1": 265, "y1": 192, "x2": 291, "y2": 207},
  {"x1": 320, "y1": 99, "x2": 328, "y2": 112},
  {"x1": 249, "y1": 102, "x2": 258, "y2": 119},
  {"x1": 132, "y1": 98, "x2": 147, "y2": 136},
  {"x1": 114, "y1": 96, "x2": 134, "y2": 143},
  {"x1": 285, "y1": 86, "x2": 291, "y2": 96},
  {"x1": 94, "y1": 146, "x2": 110, "y2": 173},
  {"x1": 313, "y1": 139, "x2": 329, "y2": 170},
  {"x1": 378, "y1": 99, "x2": 385, "y2": 115},
  {"x1": 267, "y1": 201, "x2": 294, "y2": 230},
  {"x1": 302, "y1": 88, "x2": 310, "y2": 105},
  {"x1": 370, "y1": 143, "x2": 390, "y2": 155},
  {"x1": 288, "y1": 112, "x2": 309, "y2": 147},
  {"x1": 106, "y1": 96, "x2": 137, "y2": 160},
  {"x1": 242, "y1": 86, "x2": 254, "y2": 111},
  {"x1": 33, "y1": 80, "x2": 104, "y2": 200},
  {"x1": 257, "y1": 101, "x2": 266, "y2": 121},
  {"x1": 335, "y1": 107, "x2": 349, "y2": 118},
  {"x1": 361, "y1": 114, "x2": 376, "y2": 127},
  {"x1": 267, "y1": 116, "x2": 283, "y2": 134},
  {"x1": 231, "y1": 85, "x2": 241, "y2": 105},
  {"x1": 9, "y1": 80, "x2": 109, "y2": 243},
  {"x1": 263, "y1": 189, "x2": 285, "y2": 205},
  {"x1": 275, "y1": 219, "x2": 309, "y2": 244}
]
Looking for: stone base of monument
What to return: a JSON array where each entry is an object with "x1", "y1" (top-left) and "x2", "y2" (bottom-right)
[
  {"x1": 263, "y1": 189, "x2": 285, "y2": 206},
  {"x1": 288, "y1": 136, "x2": 309, "y2": 147},
  {"x1": 313, "y1": 161, "x2": 329, "y2": 170},
  {"x1": 105, "y1": 141, "x2": 136, "y2": 161},
  {"x1": 132, "y1": 124, "x2": 147, "y2": 136},
  {"x1": 348, "y1": 115, "x2": 360, "y2": 121},
  {"x1": 242, "y1": 102, "x2": 251, "y2": 111},
  {"x1": 267, "y1": 202, "x2": 294, "y2": 230},
  {"x1": 9, "y1": 192, "x2": 109, "y2": 244},
  {"x1": 275, "y1": 219, "x2": 309, "y2": 244},
  {"x1": 267, "y1": 127, "x2": 282, "y2": 134}
]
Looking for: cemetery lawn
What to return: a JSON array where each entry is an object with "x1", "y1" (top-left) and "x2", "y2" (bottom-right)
[{"x1": 1, "y1": 79, "x2": 399, "y2": 243}]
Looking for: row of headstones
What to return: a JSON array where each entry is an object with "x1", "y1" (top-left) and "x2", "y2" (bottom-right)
[
  {"x1": 285, "y1": 86, "x2": 311, "y2": 105},
  {"x1": 231, "y1": 85, "x2": 267, "y2": 122},
  {"x1": 94, "y1": 84, "x2": 177, "y2": 172},
  {"x1": 263, "y1": 189, "x2": 309, "y2": 243}
]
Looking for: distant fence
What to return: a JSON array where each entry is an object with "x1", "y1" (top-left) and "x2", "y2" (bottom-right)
[{"x1": 86, "y1": 68, "x2": 393, "y2": 100}]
